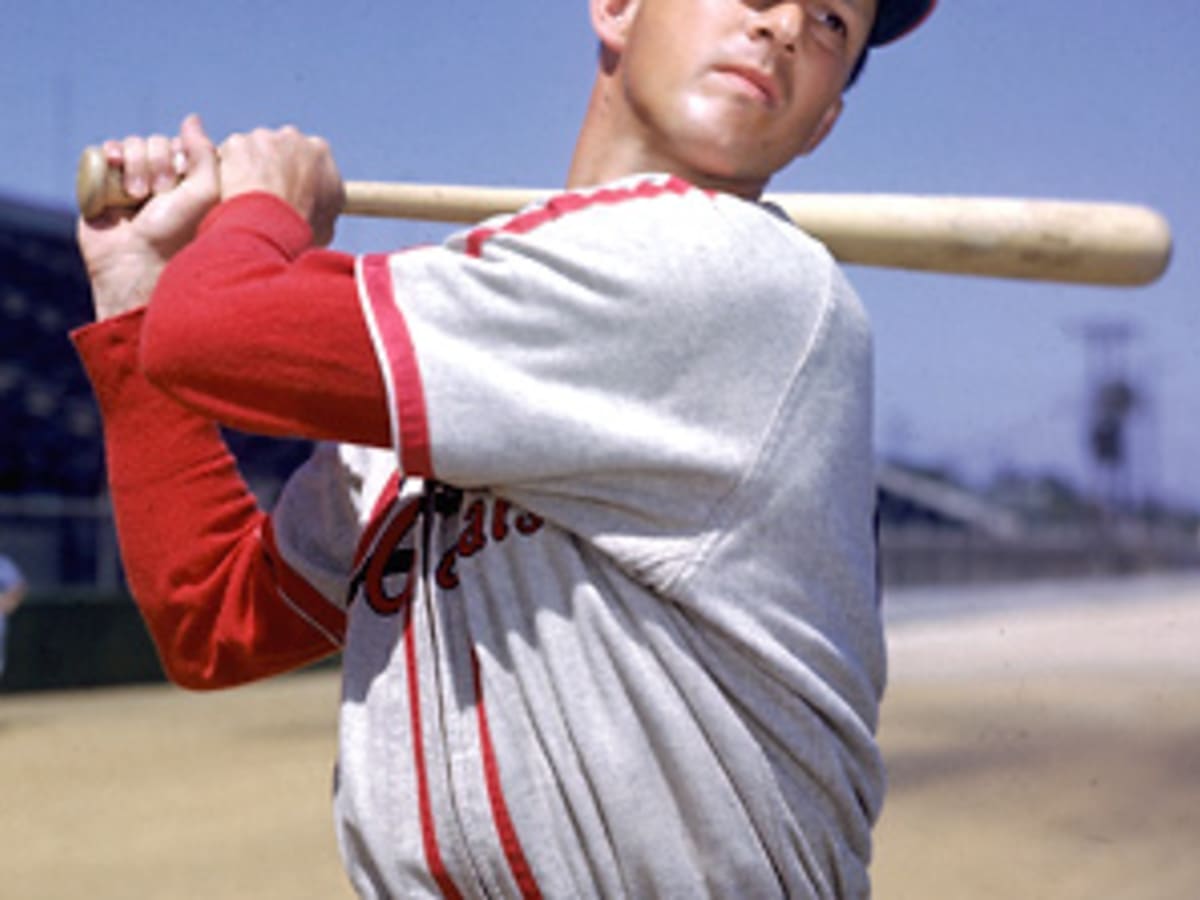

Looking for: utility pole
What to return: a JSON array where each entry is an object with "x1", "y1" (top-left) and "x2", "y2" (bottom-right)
[{"x1": 1070, "y1": 319, "x2": 1141, "y2": 517}]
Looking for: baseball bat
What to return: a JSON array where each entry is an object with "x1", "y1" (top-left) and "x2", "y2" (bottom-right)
[{"x1": 76, "y1": 145, "x2": 1171, "y2": 286}]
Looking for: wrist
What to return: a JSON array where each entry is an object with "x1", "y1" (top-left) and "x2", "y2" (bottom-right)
[{"x1": 88, "y1": 257, "x2": 166, "y2": 321}]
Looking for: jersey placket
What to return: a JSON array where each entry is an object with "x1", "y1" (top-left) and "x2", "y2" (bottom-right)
[
  {"x1": 422, "y1": 484, "x2": 547, "y2": 899},
  {"x1": 403, "y1": 483, "x2": 478, "y2": 898}
]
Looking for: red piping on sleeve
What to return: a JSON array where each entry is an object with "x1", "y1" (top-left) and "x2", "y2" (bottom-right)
[
  {"x1": 358, "y1": 254, "x2": 434, "y2": 477},
  {"x1": 465, "y1": 176, "x2": 695, "y2": 258}
]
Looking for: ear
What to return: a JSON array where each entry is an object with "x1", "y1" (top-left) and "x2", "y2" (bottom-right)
[
  {"x1": 797, "y1": 97, "x2": 844, "y2": 157},
  {"x1": 590, "y1": 0, "x2": 642, "y2": 56}
]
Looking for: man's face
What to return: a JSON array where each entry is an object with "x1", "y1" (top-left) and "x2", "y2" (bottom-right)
[{"x1": 609, "y1": 0, "x2": 876, "y2": 194}]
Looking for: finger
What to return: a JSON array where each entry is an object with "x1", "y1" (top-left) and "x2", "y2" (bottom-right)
[
  {"x1": 146, "y1": 135, "x2": 176, "y2": 193},
  {"x1": 102, "y1": 139, "x2": 125, "y2": 167},
  {"x1": 121, "y1": 136, "x2": 150, "y2": 200},
  {"x1": 217, "y1": 128, "x2": 246, "y2": 156},
  {"x1": 170, "y1": 137, "x2": 188, "y2": 177}
]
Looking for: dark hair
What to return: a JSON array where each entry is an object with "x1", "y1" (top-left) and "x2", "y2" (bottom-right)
[{"x1": 846, "y1": 48, "x2": 870, "y2": 90}]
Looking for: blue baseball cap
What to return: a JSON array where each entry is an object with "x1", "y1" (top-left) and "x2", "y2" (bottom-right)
[{"x1": 870, "y1": 0, "x2": 937, "y2": 46}]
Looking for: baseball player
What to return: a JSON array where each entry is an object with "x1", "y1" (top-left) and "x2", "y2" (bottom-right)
[{"x1": 73, "y1": 1, "x2": 935, "y2": 896}]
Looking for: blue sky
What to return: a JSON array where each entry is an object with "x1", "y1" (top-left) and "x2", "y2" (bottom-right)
[{"x1": 4, "y1": 2, "x2": 1198, "y2": 507}]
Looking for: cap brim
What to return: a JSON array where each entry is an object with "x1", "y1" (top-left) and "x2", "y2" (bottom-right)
[{"x1": 869, "y1": 0, "x2": 936, "y2": 46}]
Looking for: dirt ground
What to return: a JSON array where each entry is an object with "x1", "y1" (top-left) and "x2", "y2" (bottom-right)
[
  {"x1": 2, "y1": 573, "x2": 1198, "y2": 899},
  {"x1": 875, "y1": 573, "x2": 1200, "y2": 900}
]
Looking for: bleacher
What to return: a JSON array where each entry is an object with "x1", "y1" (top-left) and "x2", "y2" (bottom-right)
[
  {"x1": 0, "y1": 194, "x2": 312, "y2": 589},
  {"x1": 0, "y1": 196, "x2": 101, "y2": 498},
  {"x1": 0, "y1": 195, "x2": 317, "y2": 690}
]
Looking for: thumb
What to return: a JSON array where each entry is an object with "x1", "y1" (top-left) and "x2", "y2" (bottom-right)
[
  {"x1": 179, "y1": 113, "x2": 219, "y2": 193},
  {"x1": 129, "y1": 114, "x2": 220, "y2": 252}
]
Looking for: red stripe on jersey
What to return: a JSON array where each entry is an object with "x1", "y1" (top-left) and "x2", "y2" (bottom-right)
[
  {"x1": 473, "y1": 651, "x2": 544, "y2": 899},
  {"x1": 352, "y1": 471, "x2": 404, "y2": 569},
  {"x1": 465, "y1": 176, "x2": 695, "y2": 257},
  {"x1": 360, "y1": 254, "x2": 434, "y2": 477},
  {"x1": 262, "y1": 519, "x2": 347, "y2": 645},
  {"x1": 406, "y1": 609, "x2": 465, "y2": 900}
]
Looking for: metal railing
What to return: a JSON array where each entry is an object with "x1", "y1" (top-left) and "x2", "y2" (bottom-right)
[{"x1": 0, "y1": 494, "x2": 123, "y2": 596}]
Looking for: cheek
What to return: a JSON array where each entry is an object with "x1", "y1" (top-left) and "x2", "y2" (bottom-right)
[{"x1": 677, "y1": 95, "x2": 813, "y2": 169}]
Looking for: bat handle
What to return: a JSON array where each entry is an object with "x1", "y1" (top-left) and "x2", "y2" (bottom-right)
[{"x1": 76, "y1": 145, "x2": 143, "y2": 220}]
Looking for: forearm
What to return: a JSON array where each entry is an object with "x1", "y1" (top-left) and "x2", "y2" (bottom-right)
[
  {"x1": 73, "y1": 311, "x2": 340, "y2": 688},
  {"x1": 140, "y1": 193, "x2": 390, "y2": 447}
]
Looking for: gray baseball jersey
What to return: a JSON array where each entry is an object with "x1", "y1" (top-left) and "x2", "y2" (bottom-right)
[{"x1": 270, "y1": 174, "x2": 884, "y2": 898}]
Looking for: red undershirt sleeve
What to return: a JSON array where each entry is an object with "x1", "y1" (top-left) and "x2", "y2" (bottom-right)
[
  {"x1": 70, "y1": 192, "x2": 421, "y2": 688},
  {"x1": 72, "y1": 309, "x2": 344, "y2": 689},
  {"x1": 139, "y1": 191, "x2": 392, "y2": 448}
]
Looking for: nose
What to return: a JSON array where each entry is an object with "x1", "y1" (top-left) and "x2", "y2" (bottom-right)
[{"x1": 749, "y1": 2, "x2": 803, "y2": 52}]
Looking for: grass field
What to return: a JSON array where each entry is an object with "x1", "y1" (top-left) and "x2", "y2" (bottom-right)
[{"x1": 2, "y1": 573, "x2": 1197, "y2": 898}]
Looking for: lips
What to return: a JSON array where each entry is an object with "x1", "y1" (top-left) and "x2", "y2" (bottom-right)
[{"x1": 713, "y1": 63, "x2": 781, "y2": 106}]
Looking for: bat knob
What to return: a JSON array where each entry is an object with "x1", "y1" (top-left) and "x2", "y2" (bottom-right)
[{"x1": 76, "y1": 146, "x2": 136, "y2": 220}]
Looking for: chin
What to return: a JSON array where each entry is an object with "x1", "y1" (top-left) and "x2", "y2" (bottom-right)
[
  {"x1": 670, "y1": 140, "x2": 774, "y2": 193},
  {"x1": 668, "y1": 120, "x2": 787, "y2": 184}
]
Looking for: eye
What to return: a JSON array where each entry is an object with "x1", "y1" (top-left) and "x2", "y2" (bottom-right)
[
  {"x1": 812, "y1": 6, "x2": 848, "y2": 37},
  {"x1": 803, "y1": 1, "x2": 854, "y2": 54}
]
